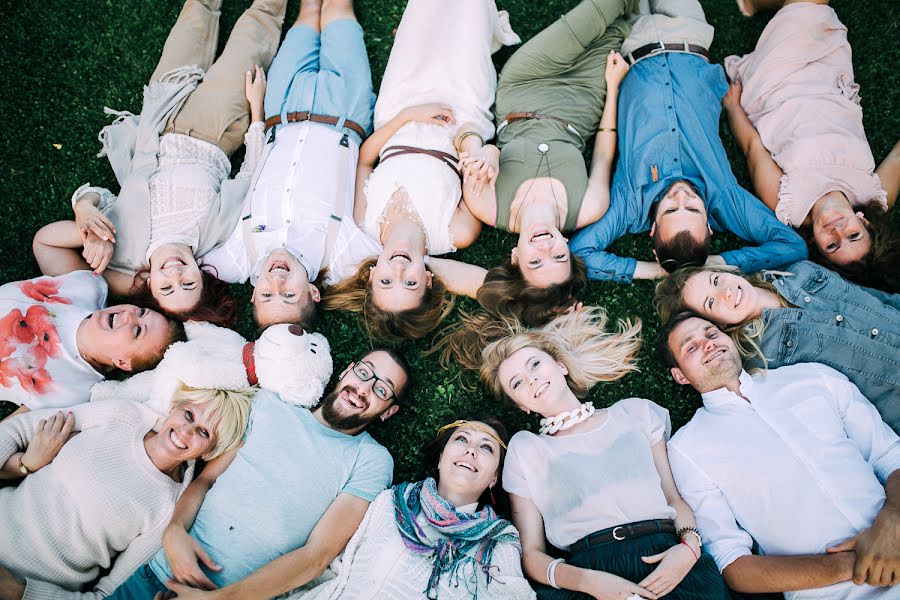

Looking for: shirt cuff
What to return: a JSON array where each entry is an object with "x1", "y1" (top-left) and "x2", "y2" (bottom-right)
[
  {"x1": 708, "y1": 542, "x2": 753, "y2": 573},
  {"x1": 22, "y1": 578, "x2": 61, "y2": 600}
]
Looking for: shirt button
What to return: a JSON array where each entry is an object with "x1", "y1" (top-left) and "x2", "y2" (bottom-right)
[
  {"x1": 872, "y1": 328, "x2": 879, "y2": 336},
  {"x1": 282, "y1": 243, "x2": 286, "y2": 248},
  {"x1": 286, "y1": 219, "x2": 291, "y2": 224},
  {"x1": 835, "y1": 314, "x2": 844, "y2": 322},
  {"x1": 803, "y1": 296, "x2": 811, "y2": 303},
  {"x1": 777, "y1": 279, "x2": 784, "y2": 285},
  {"x1": 786, "y1": 340, "x2": 793, "y2": 347}
]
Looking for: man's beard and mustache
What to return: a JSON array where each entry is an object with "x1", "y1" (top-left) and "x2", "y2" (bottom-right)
[{"x1": 320, "y1": 385, "x2": 380, "y2": 430}]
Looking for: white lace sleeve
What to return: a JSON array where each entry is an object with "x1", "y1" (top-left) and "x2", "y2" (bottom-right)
[
  {"x1": 235, "y1": 121, "x2": 266, "y2": 182},
  {"x1": 70, "y1": 183, "x2": 118, "y2": 214}
]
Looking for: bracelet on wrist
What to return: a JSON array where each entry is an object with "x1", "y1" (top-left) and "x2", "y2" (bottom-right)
[
  {"x1": 546, "y1": 558, "x2": 564, "y2": 589},
  {"x1": 456, "y1": 131, "x2": 484, "y2": 151},
  {"x1": 681, "y1": 540, "x2": 699, "y2": 561}
]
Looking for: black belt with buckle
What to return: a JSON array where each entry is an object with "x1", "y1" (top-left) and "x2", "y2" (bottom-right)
[
  {"x1": 625, "y1": 41, "x2": 710, "y2": 65},
  {"x1": 569, "y1": 519, "x2": 676, "y2": 554}
]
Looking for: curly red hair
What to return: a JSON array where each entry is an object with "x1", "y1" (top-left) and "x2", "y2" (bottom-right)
[{"x1": 130, "y1": 264, "x2": 237, "y2": 329}]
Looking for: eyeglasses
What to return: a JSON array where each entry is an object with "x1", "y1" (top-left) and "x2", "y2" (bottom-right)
[{"x1": 351, "y1": 362, "x2": 396, "y2": 402}]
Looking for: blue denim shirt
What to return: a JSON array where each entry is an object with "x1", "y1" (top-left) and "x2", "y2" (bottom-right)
[
  {"x1": 751, "y1": 261, "x2": 900, "y2": 433},
  {"x1": 569, "y1": 53, "x2": 807, "y2": 283}
]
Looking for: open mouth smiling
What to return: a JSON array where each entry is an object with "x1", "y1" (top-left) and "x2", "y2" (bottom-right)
[
  {"x1": 704, "y1": 348, "x2": 727, "y2": 364},
  {"x1": 530, "y1": 230, "x2": 553, "y2": 243},
  {"x1": 269, "y1": 260, "x2": 290, "y2": 273},
  {"x1": 341, "y1": 389, "x2": 367, "y2": 411},
  {"x1": 169, "y1": 429, "x2": 188, "y2": 450},
  {"x1": 389, "y1": 251, "x2": 412, "y2": 263},
  {"x1": 454, "y1": 460, "x2": 477, "y2": 472},
  {"x1": 161, "y1": 257, "x2": 187, "y2": 270}
]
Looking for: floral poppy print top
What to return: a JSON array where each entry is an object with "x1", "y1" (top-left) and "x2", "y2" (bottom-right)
[{"x1": 0, "y1": 271, "x2": 106, "y2": 409}]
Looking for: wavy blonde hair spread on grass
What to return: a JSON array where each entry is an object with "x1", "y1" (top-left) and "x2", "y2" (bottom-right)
[
  {"x1": 477, "y1": 307, "x2": 643, "y2": 401},
  {"x1": 321, "y1": 257, "x2": 455, "y2": 343},
  {"x1": 170, "y1": 384, "x2": 255, "y2": 461},
  {"x1": 654, "y1": 264, "x2": 790, "y2": 367}
]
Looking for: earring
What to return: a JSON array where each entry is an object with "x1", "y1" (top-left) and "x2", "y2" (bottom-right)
[{"x1": 489, "y1": 486, "x2": 496, "y2": 506}]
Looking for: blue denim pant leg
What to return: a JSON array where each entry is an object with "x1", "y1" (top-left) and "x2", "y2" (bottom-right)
[
  {"x1": 264, "y1": 24, "x2": 320, "y2": 119},
  {"x1": 105, "y1": 564, "x2": 169, "y2": 600}
]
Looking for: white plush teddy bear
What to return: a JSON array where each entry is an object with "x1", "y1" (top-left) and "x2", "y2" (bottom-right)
[{"x1": 90, "y1": 321, "x2": 333, "y2": 415}]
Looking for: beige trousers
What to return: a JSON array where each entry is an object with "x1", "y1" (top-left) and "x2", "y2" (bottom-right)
[
  {"x1": 621, "y1": 0, "x2": 715, "y2": 57},
  {"x1": 151, "y1": 0, "x2": 286, "y2": 156}
]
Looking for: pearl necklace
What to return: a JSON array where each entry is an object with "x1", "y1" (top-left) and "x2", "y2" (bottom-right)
[{"x1": 539, "y1": 402, "x2": 595, "y2": 435}]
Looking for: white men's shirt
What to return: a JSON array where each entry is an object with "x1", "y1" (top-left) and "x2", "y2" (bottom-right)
[
  {"x1": 204, "y1": 122, "x2": 381, "y2": 286},
  {"x1": 668, "y1": 364, "x2": 900, "y2": 600}
]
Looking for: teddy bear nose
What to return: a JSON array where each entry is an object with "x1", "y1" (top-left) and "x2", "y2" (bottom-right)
[{"x1": 288, "y1": 324, "x2": 305, "y2": 336}]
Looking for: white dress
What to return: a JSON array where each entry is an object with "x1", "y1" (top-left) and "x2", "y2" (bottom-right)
[{"x1": 362, "y1": 0, "x2": 519, "y2": 255}]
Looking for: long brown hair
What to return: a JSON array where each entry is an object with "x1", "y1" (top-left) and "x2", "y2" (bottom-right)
[
  {"x1": 433, "y1": 256, "x2": 588, "y2": 368},
  {"x1": 801, "y1": 205, "x2": 899, "y2": 293},
  {"x1": 131, "y1": 264, "x2": 237, "y2": 328},
  {"x1": 321, "y1": 257, "x2": 455, "y2": 342}
]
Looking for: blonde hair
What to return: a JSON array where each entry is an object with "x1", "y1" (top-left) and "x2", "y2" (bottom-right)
[
  {"x1": 321, "y1": 257, "x2": 455, "y2": 342},
  {"x1": 654, "y1": 264, "x2": 790, "y2": 367},
  {"x1": 170, "y1": 384, "x2": 255, "y2": 460},
  {"x1": 478, "y1": 307, "x2": 642, "y2": 400}
]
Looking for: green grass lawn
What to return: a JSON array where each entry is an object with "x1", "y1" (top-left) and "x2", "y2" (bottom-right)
[{"x1": 2, "y1": 0, "x2": 898, "y2": 486}]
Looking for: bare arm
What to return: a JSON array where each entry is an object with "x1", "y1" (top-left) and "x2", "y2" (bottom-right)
[
  {"x1": 722, "y1": 82, "x2": 782, "y2": 213},
  {"x1": 875, "y1": 139, "x2": 900, "y2": 209},
  {"x1": 427, "y1": 257, "x2": 486, "y2": 299},
  {"x1": 165, "y1": 493, "x2": 372, "y2": 600},
  {"x1": 162, "y1": 449, "x2": 239, "y2": 590},
  {"x1": 579, "y1": 51, "x2": 629, "y2": 228},
  {"x1": 510, "y1": 492, "x2": 657, "y2": 598},
  {"x1": 723, "y1": 553, "x2": 855, "y2": 593}
]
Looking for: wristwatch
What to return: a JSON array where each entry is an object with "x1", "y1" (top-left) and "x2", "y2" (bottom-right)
[{"x1": 18, "y1": 456, "x2": 34, "y2": 475}]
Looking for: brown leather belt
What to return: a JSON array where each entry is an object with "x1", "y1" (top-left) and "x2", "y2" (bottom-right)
[
  {"x1": 379, "y1": 145, "x2": 462, "y2": 180},
  {"x1": 625, "y1": 41, "x2": 710, "y2": 65},
  {"x1": 569, "y1": 519, "x2": 676, "y2": 554},
  {"x1": 497, "y1": 112, "x2": 581, "y2": 139},
  {"x1": 264, "y1": 111, "x2": 367, "y2": 140}
]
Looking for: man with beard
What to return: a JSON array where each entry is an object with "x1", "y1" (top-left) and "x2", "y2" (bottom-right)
[
  {"x1": 659, "y1": 313, "x2": 900, "y2": 598},
  {"x1": 103, "y1": 347, "x2": 410, "y2": 600}
]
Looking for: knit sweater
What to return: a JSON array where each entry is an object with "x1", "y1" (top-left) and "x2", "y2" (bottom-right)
[
  {"x1": 290, "y1": 489, "x2": 536, "y2": 600},
  {"x1": 0, "y1": 400, "x2": 194, "y2": 600}
]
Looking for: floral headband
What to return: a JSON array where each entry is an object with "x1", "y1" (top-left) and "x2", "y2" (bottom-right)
[{"x1": 437, "y1": 420, "x2": 507, "y2": 449}]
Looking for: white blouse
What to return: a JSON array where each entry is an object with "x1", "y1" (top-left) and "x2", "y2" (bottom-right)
[{"x1": 503, "y1": 398, "x2": 676, "y2": 551}]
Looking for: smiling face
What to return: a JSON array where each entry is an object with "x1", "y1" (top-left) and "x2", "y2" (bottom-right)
[
  {"x1": 810, "y1": 191, "x2": 871, "y2": 265},
  {"x1": 252, "y1": 249, "x2": 319, "y2": 327},
  {"x1": 369, "y1": 247, "x2": 432, "y2": 313},
  {"x1": 652, "y1": 181, "x2": 710, "y2": 244},
  {"x1": 148, "y1": 244, "x2": 203, "y2": 314},
  {"x1": 681, "y1": 271, "x2": 762, "y2": 324},
  {"x1": 667, "y1": 317, "x2": 742, "y2": 393},
  {"x1": 497, "y1": 346, "x2": 570, "y2": 416},
  {"x1": 319, "y1": 351, "x2": 408, "y2": 431},
  {"x1": 436, "y1": 423, "x2": 501, "y2": 505},
  {"x1": 148, "y1": 400, "x2": 218, "y2": 466},
  {"x1": 512, "y1": 224, "x2": 572, "y2": 288},
  {"x1": 78, "y1": 304, "x2": 170, "y2": 371}
]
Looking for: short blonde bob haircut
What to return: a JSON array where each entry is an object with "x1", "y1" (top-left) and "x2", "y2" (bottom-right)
[
  {"x1": 479, "y1": 307, "x2": 642, "y2": 401},
  {"x1": 169, "y1": 384, "x2": 255, "y2": 461}
]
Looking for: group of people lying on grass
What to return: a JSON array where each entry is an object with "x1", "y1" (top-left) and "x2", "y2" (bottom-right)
[{"x1": 2, "y1": 0, "x2": 899, "y2": 598}]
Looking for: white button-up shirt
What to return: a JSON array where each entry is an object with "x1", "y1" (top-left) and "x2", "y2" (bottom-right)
[
  {"x1": 204, "y1": 122, "x2": 381, "y2": 286},
  {"x1": 668, "y1": 364, "x2": 900, "y2": 600}
]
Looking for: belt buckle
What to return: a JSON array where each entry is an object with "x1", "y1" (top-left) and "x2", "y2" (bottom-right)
[
  {"x1": 612, "y1": 526, "x2": 625, "y2": 541},
  {"x1": 301, "y1": 112, "x2": 312, "y2": 122},
  {"x1": 648, "y1": 41, "x2": 665, "y2": 55}
]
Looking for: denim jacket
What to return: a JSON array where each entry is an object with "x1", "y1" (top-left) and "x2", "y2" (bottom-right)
[{"x1": 748, "y1": 261, "x2": 900, "y2": 433}]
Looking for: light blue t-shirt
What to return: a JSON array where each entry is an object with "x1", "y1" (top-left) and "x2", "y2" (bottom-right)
[{"x1": 148, "y1": 390, "x2": 393, "y2": 588}]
